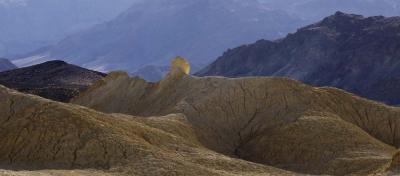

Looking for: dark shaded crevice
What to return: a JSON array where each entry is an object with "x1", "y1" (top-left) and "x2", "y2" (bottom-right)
[{"x1": 5, "y1": 97, "x2": 15, "y2": 123}]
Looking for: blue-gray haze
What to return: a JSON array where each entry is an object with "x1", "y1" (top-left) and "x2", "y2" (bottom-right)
[
  {"x1": 2, "y1": 0, "x2": 400, "y2": 73},
  {"x1": 0, "y1": 0, "x2": 135, "y2": 57}
]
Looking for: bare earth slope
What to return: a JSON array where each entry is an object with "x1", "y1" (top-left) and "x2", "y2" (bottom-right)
[
  {"x1": 72, "y1": 58, "x2": 400, "y2": 175},
  {"x1": 0, "y1": 84, "x2": 297, "y2": 176}
]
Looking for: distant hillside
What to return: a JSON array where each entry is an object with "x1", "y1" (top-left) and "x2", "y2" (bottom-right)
[
  {"x1": 15, "y1": 0, "x2": 305, "y2": 72},
  {"x1": 0, "y1": 60, "x2": 106, "y2": 102},
  {"x1": 197, "y1": 12, "x2": 400, "y2": 105},
  {"x1": 0, "y1": 58, "x2": 16, "y2": 72},
  {"x1": 0, "y1": 0, "x2": 135, "y2": 57}
]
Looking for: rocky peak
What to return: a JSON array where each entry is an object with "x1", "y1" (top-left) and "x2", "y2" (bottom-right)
[
  {"x1": 299, "y1": 11, "x2": 365, "y2": 34},
  {"x1": 321, "y1": 11, "x2": 364, "y2": 24},
  {"x1": 331, "y1": 11, "x2": 363, "y2": 20},
  {"x1": 197, "y1": 12, "x2": 400, "y2": 105},
  {"x1": 303, "y1": 11, "x2": 399, "y2": 35}
]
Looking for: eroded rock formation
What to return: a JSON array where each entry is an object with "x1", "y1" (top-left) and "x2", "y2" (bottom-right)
[
  {"x1": 71, "y1": 57, "x2": 400, "y2": 175},
  {"x1": 0, "y1": 85, "x2": 296, "y2": 176}
]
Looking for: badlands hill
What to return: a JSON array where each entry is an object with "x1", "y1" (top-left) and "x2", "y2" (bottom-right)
[
  {"x1": 0, "y1": 84, "x2": 297, "y2": 176},
  {"x1": 1, "y1": 57, "x2": 400, "y2": 175},
  {"x1": 71, "y1": 57, "x2": 400, "y2": 175},
  {"x1": 197, "y1": 12, "x2": 400, "y2": 105},
  {"x1": 0, "y1": 60, "x2": 106, "y2": 102}
]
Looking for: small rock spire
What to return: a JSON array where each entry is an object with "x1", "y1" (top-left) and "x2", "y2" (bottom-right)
[
  {"x1": 158, "y1": 56, "x2": 191, "y2": 87},
  {"x1": 170, "y1": 56, "x2": 190, "y2": 76}
]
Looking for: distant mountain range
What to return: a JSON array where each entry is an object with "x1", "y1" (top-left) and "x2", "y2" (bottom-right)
[
  {"x1": 14, "y1": 0, "x2": 305, "y2": 72},
  {"x1": 0, "y1": 60, "x2": 106, "y2": 102},
  {"x1": 197, "y1": 12, "x2": 400, "y2": 105},
  {"x1": 259, "y1": 0, "x2": 400, "y2": 21},
  {"x1": 0, "y1": 0, "x2": 135, "y2": 57},
  {"x1": 0, "y1": 58, "x2": 16, "y2": 72},
  {"x1": 5, "y1": 0, "x2": 400, "y2": 74}
]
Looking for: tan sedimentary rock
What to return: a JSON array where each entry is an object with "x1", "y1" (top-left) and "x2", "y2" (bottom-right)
[
  {"x1": 387, "y1": 151, "x2": 400, "y2": 172},
  {"x1": 72, "y1": 57, "x2": 400, "y2": 175},
  {"x1": 170, "y1": 56, "x2": 190, "y2": 75},
  {"x1": 0, "y1": 85, "x2": 295, "y2": 176},
  {"x1": 2, "y1": 57, "x2": 400, "y2": 175}
]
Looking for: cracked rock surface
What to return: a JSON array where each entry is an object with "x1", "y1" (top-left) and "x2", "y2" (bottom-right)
[
  {"x1": 0, "y1": 85, "x2": 295, "y2": 176},
  {"x1": 2, "y1": 57, "x2": 400, "y2": 175},
  {"x1": 72, "y1": 58, "x2": 400, "y2": 175}
]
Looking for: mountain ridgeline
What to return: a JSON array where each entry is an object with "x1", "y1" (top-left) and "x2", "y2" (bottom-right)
[
  {"x1": 14, "y1": 0, "x2": 304, "y2": 72},
  {"x1": 259, "y1": 0, "x2": 400, "y2": 21},
  {"x1": 197, "y1": 12, "x2": 400, "y2": 105}
]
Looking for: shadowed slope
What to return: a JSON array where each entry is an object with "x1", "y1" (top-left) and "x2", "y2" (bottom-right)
[{"x1": 72, "y1": 57, "x2": 400, "y2": 175}]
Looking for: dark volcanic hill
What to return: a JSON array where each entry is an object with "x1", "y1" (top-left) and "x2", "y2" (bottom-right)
[
  {"x1": 0, "y1": 60, "x2": 106, "y2": 102},
  {"x1": 0, "y1": 58, "x2": 17, "y2": 72},
  {"x1": 197, "y1": 12, "x2": 400, "y2": 105}
]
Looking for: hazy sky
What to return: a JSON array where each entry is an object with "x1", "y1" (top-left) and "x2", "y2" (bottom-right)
[
  {"x1": 2, "y1": 0, "x2": 400, "y2": 58},
  {"x1": 0, "y1": 0, "x2": 135, "y2": 57}
]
